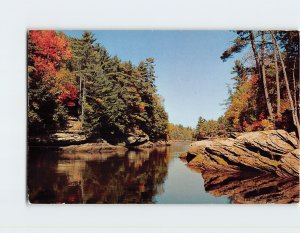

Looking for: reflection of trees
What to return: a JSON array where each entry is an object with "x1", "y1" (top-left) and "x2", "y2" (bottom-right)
[
  {"x1": 82, "y1": 148, "x2": 169, "y2": 203},
  {"x1": 195, "y1": 169, "x2": 299, "y2": 204},
  {"x1": 27, "y1": 151, "x2": 73, "y2": 203},
  {"x1": 27, "y1": 147, "x2": 170, "y2": 203}
]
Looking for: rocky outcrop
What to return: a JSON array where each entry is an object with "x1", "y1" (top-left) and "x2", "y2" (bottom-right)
[
  {"x1": 60, "y1": 142, "x2": 127, "y2": 153},
  {"x1": 134, "y1": 141, "x2": 171, "y2": 149},
  {"x1": 180, "y1": 130, "x2": 299, "y2": 177},
  {"x1": 125, "y1": 133, "x2": 149, "y2": 146},
  {"x1": 125, "y1": 133, "x2": 150, "y2": 147},
  {"x1": 28, "y1": 118, "x2": 87, "y2": 147}
]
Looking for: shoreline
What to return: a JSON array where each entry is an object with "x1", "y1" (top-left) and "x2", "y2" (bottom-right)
[
  {"x1": 180, "y1": 130, "x2": 299, "y2": 177},
  {"x1": 28, "y1": 139, "x2": 173, "y2": 153}
]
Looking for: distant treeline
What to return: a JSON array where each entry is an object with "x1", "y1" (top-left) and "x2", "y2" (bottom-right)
[
  {"x1": 194, "y1": 116, "x2": 227, "y2": 139},
  {"x1": 168, "y1": 123, "x2": 194, "y2": 141},
  {"x1": 28, "y1": 31, "x2": 168, "y2": 142}
]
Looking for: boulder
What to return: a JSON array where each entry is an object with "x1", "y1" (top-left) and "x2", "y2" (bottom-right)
[
  {"x1": 181, "y1": 130, "x2": 299, "y2": 177},
  {"x1": 125, "y1": 133, "x2": 150, "y2": 146}
]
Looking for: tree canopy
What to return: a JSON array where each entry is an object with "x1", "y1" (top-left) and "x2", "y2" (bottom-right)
[{"x1": 28, "y1": 30, "x2": 169, "y2": 142}]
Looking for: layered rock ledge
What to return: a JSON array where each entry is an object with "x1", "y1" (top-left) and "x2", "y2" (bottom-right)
[
  {"x1": 180, "y1": 130, "x2": 299, "y2": 177},
  {"x1": 60, "y1": 142, "x2": 127, "y2": 153}
]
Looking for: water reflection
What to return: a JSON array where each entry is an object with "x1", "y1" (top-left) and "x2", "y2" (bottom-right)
[
  {"x1": 193, "y1": 169, "x2": 299, "y2": 204},
  {"x1": 27, "y1": 142, "x2": 299, "y2": 204},
  {"x1": 27, "y1": 147, "x2": 170, "y2": 203}
]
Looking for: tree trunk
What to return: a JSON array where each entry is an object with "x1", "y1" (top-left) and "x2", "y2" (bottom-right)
[
  {"x1": 250, "y1": 31, "x2": 274, "y2": 121},
  {"x1": 79, "y1": 75, "x2": 82, "y2": 118},
  {"x1": 249, "y1": 31, "x2": 261, "y2": 77},
  {"x1": 292, "y1": 58, "x2": 297, "y2": 114},
  {"x1": 272, "y1": 32, "x2": 300, "y2": 144},
  {"x1": 272, "y1": 34, "x2": 281, "y2": 117},
  {"x1": 82, "y1": 77, "x2": 85, "y2": 125},
  {"x1": 259, "y1": 31, "x2": 274, "y2": 121}
]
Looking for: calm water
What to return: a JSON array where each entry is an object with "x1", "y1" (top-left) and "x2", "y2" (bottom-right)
[{"x1": 27, "y1": 142, "x2": 299, "y2": 204}]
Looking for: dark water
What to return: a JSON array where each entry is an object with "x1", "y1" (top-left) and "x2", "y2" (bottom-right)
[{"x1": 27, "y1": 142, "x2": 299, "y2": 204}]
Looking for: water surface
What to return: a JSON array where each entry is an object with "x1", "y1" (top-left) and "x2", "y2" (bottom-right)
[{"x1": 27, "y1": 142, "x2": 298, "y2": 204}]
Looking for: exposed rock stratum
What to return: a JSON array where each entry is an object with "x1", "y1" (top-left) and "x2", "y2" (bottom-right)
[{"x1": 180, "y1": 130, "x2": 299, "y2": 177}]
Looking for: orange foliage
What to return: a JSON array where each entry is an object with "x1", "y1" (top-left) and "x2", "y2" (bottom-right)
[
  {"x1": 225, "y1": 74, "x2": 276, "y2": 132},
  {"x1": 225, "y1": 75, "x2": 257, "y2": 131}
]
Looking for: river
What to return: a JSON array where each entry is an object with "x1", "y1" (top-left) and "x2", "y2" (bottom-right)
[{"x1": 27, "y1": 142, "x2": 299, "y2": 204}]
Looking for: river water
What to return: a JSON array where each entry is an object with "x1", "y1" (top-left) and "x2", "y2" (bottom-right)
[{"x1": 27, "y1": 142, "x2": 299, "y2": 204}]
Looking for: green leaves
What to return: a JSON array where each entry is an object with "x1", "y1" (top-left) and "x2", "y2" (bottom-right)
[{"x1": 28, "y1": 30, "x2": 169, "y2": 142}]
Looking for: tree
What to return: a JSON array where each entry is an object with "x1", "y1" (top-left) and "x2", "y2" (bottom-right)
[
  {"x1": 28, "y1": 30, "x2": 169, "y2": 143},
  {"x1": 222, "y1": 31, "x2": 275, "y2": 122},
  {"x1": 221, "y1": 30, "x2": 299, "y2": 138},
  {"x1": 195, "y1": 116, "x2": 206, "y2": 139},
  {"x1": 28, "y1": 30, "x2": 73, "y2": 135},
  {"x1": 271, "y1": 34, "x2": 281, "y2": 117},
  {"x1": 168, "y1": 123, "x2": 194, "y2": 141},
  {"x1": 260, "y1": 31, "x2": 274, "y2": 121},
  {"x1": 272, "y1": 32, "x2": 300, "y2": 141}
]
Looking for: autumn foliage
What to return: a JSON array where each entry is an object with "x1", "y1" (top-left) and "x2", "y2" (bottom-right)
[
  {"x1": 29, "y1": 30, "x2": 71, "y2": 76},
  {"x1": 221, "y1": 31, "x2": 299, "y2": 135},
  {"x1": 28, "y1": 30, "x2": 168, "y2": 141},
  {"x1": 28, "y1": 30, "x2": 78, "y2": 133}
]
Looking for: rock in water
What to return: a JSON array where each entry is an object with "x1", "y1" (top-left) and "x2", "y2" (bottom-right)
[
  {"x1": 125, "y1": 133, "x2": 150, "y2": 147},
  {"x1": 181, "y1": 130, "x2": 299, "y2": 177}
]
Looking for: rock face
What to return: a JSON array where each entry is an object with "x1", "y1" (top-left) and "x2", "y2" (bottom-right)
[
  {"x1": 180, "y1": 130, "x2": 299, "y2": 177},
  {"x1": 28, "y1": 117, "x2": 87, "y2": 147},
  {"x1": 125, "y1": 133, "x2": 150, "y2": 147}
]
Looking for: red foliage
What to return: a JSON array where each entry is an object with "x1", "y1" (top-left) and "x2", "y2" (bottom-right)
[
  {"x1": 29, "y1": 30, "x2": 71, "y2": 76},
  {"x1": 58, "y1": 84, "x2": 79, "y2": 107},
  {"x1": 251, "y1": 120, "x2": 264, "y2": 131},
  {"x1": 258, "y1": 113, "x2": 265, "y2": 120}
]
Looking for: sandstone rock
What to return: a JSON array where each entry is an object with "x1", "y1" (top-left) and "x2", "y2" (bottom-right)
[
  {"x1": 60, "y1": 142, "x2": 127, "y2": 153},
  {"x1": 154, "y1": 141, "x2": 171, "y2": 147},
  {"x1": 181, "y1": 130, "x2": 299, "y2": 177},
  {"x1": 125, "y1": 133, "x2": 150, "y2": 146}
]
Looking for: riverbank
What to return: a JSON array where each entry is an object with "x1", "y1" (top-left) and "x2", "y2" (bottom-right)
[
  {"x1": 28, "y1": 133, "x2": 172, "y2": 153},
  {"x1": 180, "y1": 130, "x2": 299, "y2": 177},
  {"x1": 58, "y1": 140, "x2": 171, "y2": 153}
]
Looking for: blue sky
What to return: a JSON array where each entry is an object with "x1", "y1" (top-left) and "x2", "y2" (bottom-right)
[{"x1": 63, "y1": 30, "x2": 237, "y2": 128}]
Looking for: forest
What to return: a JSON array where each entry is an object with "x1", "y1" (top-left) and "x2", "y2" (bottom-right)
[
  {"x1": 28, "y1": 31, "x2": 169, "y2": 143},
  {"x1": 28, "y1": 30, "x2": 299, "y2": 144},
  {"x1": 168, "y1": 123, "x2": 194, "y2": 141},
  {"x1": 194, "y1": 31, "x2": 299, "y2": 141}
]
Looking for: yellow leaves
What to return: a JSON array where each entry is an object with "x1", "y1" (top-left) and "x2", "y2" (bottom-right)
[
  {"x1": 280, "y1": 99, "x2": 290, "y2": 113},
  {"x1": 95, "y1": 98, "x2": 104, "y2": 104},
  {"x1": 83, "y1": 102, "x2": 94, "y2": 113},
  {"x1": 261, "y1": 119, "x2": 274, "y2": 130},
  {"x1": 225, "y1": 75, "x2": 255, "y2": 130},
  {"x1": 138, "y1": 103, "x2": 145, "y2": 112},
  {"x1": 45, "y1": 68, "x2": 76, "y2": 97}
]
